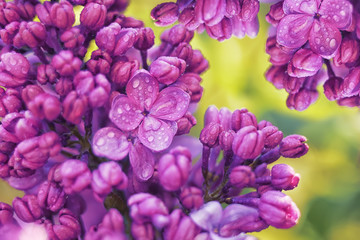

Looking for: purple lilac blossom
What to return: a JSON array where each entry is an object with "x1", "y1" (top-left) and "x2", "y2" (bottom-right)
[{"x1": 0, "y1": 0, "x2": 309, "y2": 239}]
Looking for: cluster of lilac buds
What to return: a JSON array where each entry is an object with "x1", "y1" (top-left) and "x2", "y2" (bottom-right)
[
  {"x1": 265, "y1": 0, "x2": 360, "y2": 110},
  {"x1": 0, "y1": 0, "x2": 310, "y2": 239},
  {"x1": 151, "y1": 0, "x2": 263, "y2": 41}
]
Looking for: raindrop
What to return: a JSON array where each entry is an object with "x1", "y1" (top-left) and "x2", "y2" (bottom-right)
[
  {"x1": 148, "y1": 86, "x2": 153, "y2": 92},
  {"x1": 117, "y1": 108, "x2": 123, "y2": 114},
  {"x1": 313, "y1": 23, "x2": 320, "y2": 33},
  {"x1": 333, "y1": 15, "x2": 339, "y2": 22},
  {"x1": 132, "y1": 80, "x2": 140, "y2": 88},
  {"x1": 107, "y1": 132, "x2": 115, "y2": 138},
  {"x1": 315, "y1": 38, "x2": 320, "y2": 44},
  {"x1": 97, "y1": 138, "x2": 105, "y2": 146},
  {"x1": 340, "y1": 10, "x2": 346, "y2": 16},
  {"x1": 330, "y1": 39, "x2": 336, "y2": 48},
  {"x1": 148, "y1": 136, "x2": 154, "y2": 142}
]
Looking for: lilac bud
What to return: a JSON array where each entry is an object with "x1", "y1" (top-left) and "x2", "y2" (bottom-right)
[
  {"x1": 16, "y1": 2, "x2": 35, "y2": 21},
  {"x1": 0, "y1": 88, "x2": 22, "y2": 117},
  {"x1": 110, "y1": 59, "x2": 139, "y2": 89},
  {"x1": 0, "y1": 21, "x2": 20, "y2": 46},
  {"x1": 16, "y1": 21, "x2": 47, "y2": 48},
  {"x1": 258, "y1": 146, "x2": 281, "y2": 164},
  {"x1": 27, "y1": 93, "x2": 61, "y2": 121},
  {"x1": 340, "y1": 67, "x2": 360, "y2": 97},
  {"x1": 240, "y1": 0, "x2": 259, "y2": 22},
  {"x1": 80, "y1": 3, "x2": 107, "y2": 30},
  {"x1": 219, "y1": 204, "x2": 268, "y2": 235},
  {"x1": 257, "y1": 120, "x2": 272, "y2": 130},
  {"x1": 261, "y1": 126, "x2": 283, "y2": 148},
  {"x1": 113, "y1": 28, "x2": 138, "y2": 56},
  {"x1": 73, "y1": 71, "x2": 95, "y2": 96},
  {"x1": 91, "y1": 161, "x2": 128, "y2": 200},
  {"x1": 205, "y1": 17, "x2": 232, "y2": 41},
  {"x1": 0, "y1": 2, "x2": 21, "y2": 26},
  {"x1": 324, "y1": 76, "x2": 343, "y2": 101},
  {"x1": 51, "y1": 50, "x2": 82, "y2": 77},
  {"x1": 12, "y1": 195, "x2": 43, "y2": 222},
  {"x1": 0, "y1": 51, "x2": 29, "y2": 87},
  {"x1": 219, "y1": 130, "x2": 235, "y2": 151},
  {"x1": 225, "y1": 0, "x2": 241, "y2": 18},
  {"x1": 204, "y1": 105, "x2": 219, "y2": 126},
  {"x1": 50, "y1": 0, "x2": 75, "y2": 29},
  {"x1": 55, "y1": 77, "x2": 73, "y2": 97},
  {"x1": 110, "y1": 0, "x2": 129, "y2": 11},
  {"x1": 35, "y1": 2, "x2": 53, "y2": 26},
  {"x1": 195, "y1": 0, "x2": 226, "y2": 27},
  {"x1": 170, "y1": 42, "x2": 193, "y2": 63},
  {"x1": 165, "y1": 24, "x2": 194, "y2": 45},
  {"x1": 232, "y1": 126, "x2": 264, "y2": 160},
  {"x1": 337, "y1": 96, "x2": 360, "y2": 107},
  {"x1": 109, "y1": 14, "x2": 144, "y2": 28},
  {"x1": 131, "y1": 222, "x2": 154, "y2": 240},
  {"x1": 279, "y1": 135, "x2": 309, "y2": 158},
  {"x1": 101, "y1": 208, "x2": 125, "y2": 232},
  {"x1": 45, "y1": 209, "x2": 81, "y2": 240},
  {"x1": 151, "y1": 2, "x2": 179, "y2": 26},
  {"x1": 135, "y1": 27, "x2": 155, "y2": 50},
  {"x1": 60, "y1": 27, "x2": 86, "y2": 50},
  {"x1": 231, "y1": 108, "x2": 257, "y2": 131},
  {"x1": 128, "y1": 193, "x2": 169, "y2": 225},
  {"x1": 286, "y1": 88, "x2": 318, "y2": 111},
  {"x1": 271, "y1": 164, "x2": 300, "y2": 190},
  {"x1": 176, "y1": 111, "x2": 197, "y2": 135},
  {"x1": 200, "y1": 122, "x2": 222, "y2": 148},
  {"x1": 179, "y1": 6, "x2": 201, "y2": 31},
  {"x1": 158, "y1": 146, "x2": 192, "y2": 191},
  {"x1": 62, "y1": 91, "x2": 88, "y2": 124},
  {"x1": 164, "y1": 209, "x2": 200, "y2": 240},
  {"x1": 179, "y1": 187, "x2": 203, "y2": 210},
  {"x1": 87, "y1": 49, "x2": 112, "y2": 75},
  {"x1": 37, "y1": 181, "x2": 66, "y2": 212},
  {"x1": 283, "y1": 75, "x2": 305, "y2": 94},
  {"x1": 174, "y1": 73, "x2": 203, "y2": 103},
  {"x1": 187, "y1": 49, "x2": 209, "y2": 74},
  {"x1": 229, "y1": 166, "x2": 255, "y2": 189},
  {"x1": 150, "y1": 56, "x2": 186, "y2": 85},
  {"x1": 95, "y1": 22, "x2": 122, "y2": 52},
  {"x1": 37, "y1": 64, "x2": 58, "y2": 84},
  {"x1": 265, "y1": 1, "x2": 284, "y2": 26},
  {"x1": 265, "y1": 65, "x2": 286, "y2": 89},
  {"x1": 287, "y1": 49, "x2": 323, "y2": 78},
  {"x1": 334, "y1": 37, "x2": 359, "y2": 66},
  {"x1": 89, "y1": 74, "x2": 111, "y2": 108},
  {"x1": 60, "y1": 159, "x2": 92, "y2": 194},
  {"x1": 258, "y1": 191, "x2": 300, "y2": 229},
  {"x1": 0, "y1": 202, "x2": 13, "y2": 225},
  {"x1": 266, "y1": 36, "x2": 293, "y2": 66}
]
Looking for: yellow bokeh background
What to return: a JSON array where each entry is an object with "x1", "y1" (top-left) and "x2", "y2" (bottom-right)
[{"x1": 2, "y1": 1, "x2": 360, "y2": 239}]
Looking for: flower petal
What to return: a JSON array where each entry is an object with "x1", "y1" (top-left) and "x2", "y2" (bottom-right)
[
  {"x1": 319, "y1": 0, "x2": 353, "y2": 30},
  {"x1": 92, "y1": 127, "x2": 130, "y2": 161},
  {"x1": 309, "y1": 19, "x2": 341, "y2": 59},
  {"x1": 283, "y1": 0, "x2": 320, "y2": 15},
  {"x1": 126, "y1": 70, "x2": 159, "y2": 111},
  {"x1": 150, "y1": 87, "x2": 190, "y2": 121},
  {"x1": 190, "y1": 201, "x2": 223, "y2": 231},
  {"x1": 129, "y1": 140, "x2": 155, "y2": 181},
  {"x1": 138, "y1": 116, "x2": 177, "y2": 152},
  {"x1": 109, "y1": 95, "x2": 144, "y2": 131},
  {"x1": 277, "y1": 14, "x2": 313, "y2": 49}
]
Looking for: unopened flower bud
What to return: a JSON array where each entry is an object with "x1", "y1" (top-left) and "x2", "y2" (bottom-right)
[
  {"x1": 340, "y1": 67, "x2": 360, "y2": 97},
  {"x1": 232, "y1": 126, "x2": 264, "y2": 160},
  {"x1": 195, "y1": 0, "x2": 226, "y2": 26},
  {"x1": 219, "y1": 130, "x2": 235, "y2": 151},
  {"x1": 113, "y1": 28, "x2": 139, "y2": 56},
  {"x1": 35, "y1": 1, "x2": 53, "y2": 26},
  {"x1": 324, "y1": 76, "x2": 343, "y2": 101},
  {"x1": 60, "y1": 159, "x2": 92, "y2": 194},
  {"x1": 28, "y1": 93, "x2": 61, "y2": 121},
  {"x1": 135, "y1": 27, "x2": 155, "y2": 50},
  {"x1": 150, "y1": 56, "x2": 186, "y2": 85},
  {"x1": 287, "y1": 49, "x2": 323, "y2": 78},
  {"x1": 51, "y1": 50, "x2": 82, "y2": 77},
  {"x1": 37, "y1": 64, "x2": 58, "y2": 85},
  {"x1": 80, "y1": 2, "x2": 107, "y2": 30},
  {"x1": 60, "y1": 27, "x2": 86, "y2": 50},
  {"x1": 12, "y1": 195, "x2": 43, "y2": 222},
  {"x1": 334, "y1": 37, "x2": 359, "y2": 66},
  {"x1": 265, "y1": 1, "x2": 284, "y2": 26},
  {"x1": 258, "y1": 191, "x2": 300, "y2": 229},
  {"x1": 286, "y1": 88, "x2": 318, "y2": 111},
  {"x1": 170, "y1": 42, "x2": 193, "y2": 63},
  {"x1": 200, "y1": 122, "x2": 222, "y2": 147},
  {"x1": 261, "y1": 126, "x2": 283, "y2": 148},
  {"x1": 0, "y1": 51, "x2": 29, "y2": 87},
  {"x1": 0, "y1": 202, "x2": 13, "y2": 225},
  {"x1": 50, "y1": 0, "x2": 75, "y2": 29},
  {"x1": 205, "y1": 17, "x2": 232, "y2": 41},
  {"x1": 279, "y1": 135, "x2": 308, "y2": 158},
  {"x1": 62, "y1": 91, "x2": 88, "y2": 124},
  {"x1": 151, "y1": 2, "x2": 179, "y2": 26},
  {"x1": 187, "y1": 49, "x2": 209, "y2": 74},
  {"x1": 164, "y1": 209, "x2": 200, "y2": 240},
  {"x1": 231, "y1": 108, "x2": 257, "y2": 131},
  {"x1": 110, "y1": 58, "x2": 139, "y2": 88},
  {"x1": 229, "y1": 166, "x2": 255, "y2": 189},
  {"x1": 241, "y1": 0, "x2": 260, "y2": 22},
  {"x1": 176, "y1": 111, "x2": 197, "y2": 135},
  {"x1": 158, "y1": 146, "x2": 192, "y2": 191},
  {"x1": 0, "y1": 88, "x2": 21, "y2": 117},
  {"x1": 174, "y1": 73, "x2": 203, "y2": 103},
  {"x1": 271, "y1": 164, "x2": 300, "y2": 190},
  {"x1": 179, "y1": 186, "x2": 203, "y2": 210},
  {"x1": 37, "y1": 180, "x2": 66, "y2": 212}
]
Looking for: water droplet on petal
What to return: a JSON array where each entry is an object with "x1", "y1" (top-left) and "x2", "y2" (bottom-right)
[
  {"x1": 107, "y1": 132, "x2": 115, "y2": 138},
  {"x1": 117, "y1": 108, "x2": 123, "y2": 114},
  {"x1": 333, "y1": 15, "x2": 339, "y2": 22},
  {"x1": 313, "y1": 23, "x2": 320, "y2": 33},
  {"x1": 340, "y1": 10, "x2": 346, "y2": 16},
  {"x1": 148, "y1": 136, "x2": 154, "y2": 142},
  {"x1": 125, "y1": 104, "x2": 130, "y2": 111},
  {"x1": 320, "y1": 46, "x2": 325, "y2": 52},
  {"x1": 132, "y1": 80, "x2": 140, "y2": 88},
  {"x1": 147, "y1": 86, "x2": 153, "y2": 92},
  {"x1": 330, "y1": 39, "x2": 336, "y2": 48},
  {"x1": 315, "y1": 38, "x2": 320, "y2": 44},
  {"x1": 97, "y1": 138, "x2": 105, "y2": 146}
]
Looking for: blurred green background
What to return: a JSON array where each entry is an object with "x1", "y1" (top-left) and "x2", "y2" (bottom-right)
[{"x1": 2, "y1": 1, "x2": 360, "y2": 239}]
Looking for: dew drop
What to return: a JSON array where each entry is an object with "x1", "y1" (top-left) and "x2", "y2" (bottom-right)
[
  {"x1": 340, "y1": 10, "x2": 346, "y2": 16},
  {"x1": 333, "y1": 15, "x2": 339, "y2": 22},
  {"x1": 117, "y1": 108, "x2": 123, "y2": 114},
  {"x1": 132, "y1": 80, "x2": 140, "y2": 88},
  {"x1": 330, "y1": 39, "x2": 336, "y2": 48},
  {"x1": 125, "y1": 104, "x2": 130, "y2": 111},
  {"x1": 107, "y1": 132, "x2": 115, "y2": 138},
  {"x1": 10, "y1": 58, "x2": 17, "y2": 66},
  {"x1": 320, "y1": 46, "x2": 325, "y2": 52},
  {"x1": 147, "y1": 86, "x2": 153, "y2": 92},
  {"x1": 97, "y1": 138, "x2": 105, "y2": 146},
  {"x1": 315, "y1": 38, "x2": 320, "y2": 44},
  {"x1": 148, "y1": 136, "x2": 154, "y2": 142},
  {"x1": 164, "y1": 136, "x2": 169, "y2": 142},
  {"x1": 313, "y1": 23, "x2": 320, "y2": 33},
  {"x1": 138, "y1": 86, "x2": 143, "y2": 90}
]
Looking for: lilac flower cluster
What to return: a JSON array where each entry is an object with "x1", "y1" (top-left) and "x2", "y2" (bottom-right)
[
  {"x1": 151, "y1": 0, "x2": 264, "y2": 41},
  {"x1": 0, "y1": 0, "x2": 308, "y2": 239},
  {"x1": 265, "y1": 0, "x2": 360, "y2": 110}
]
